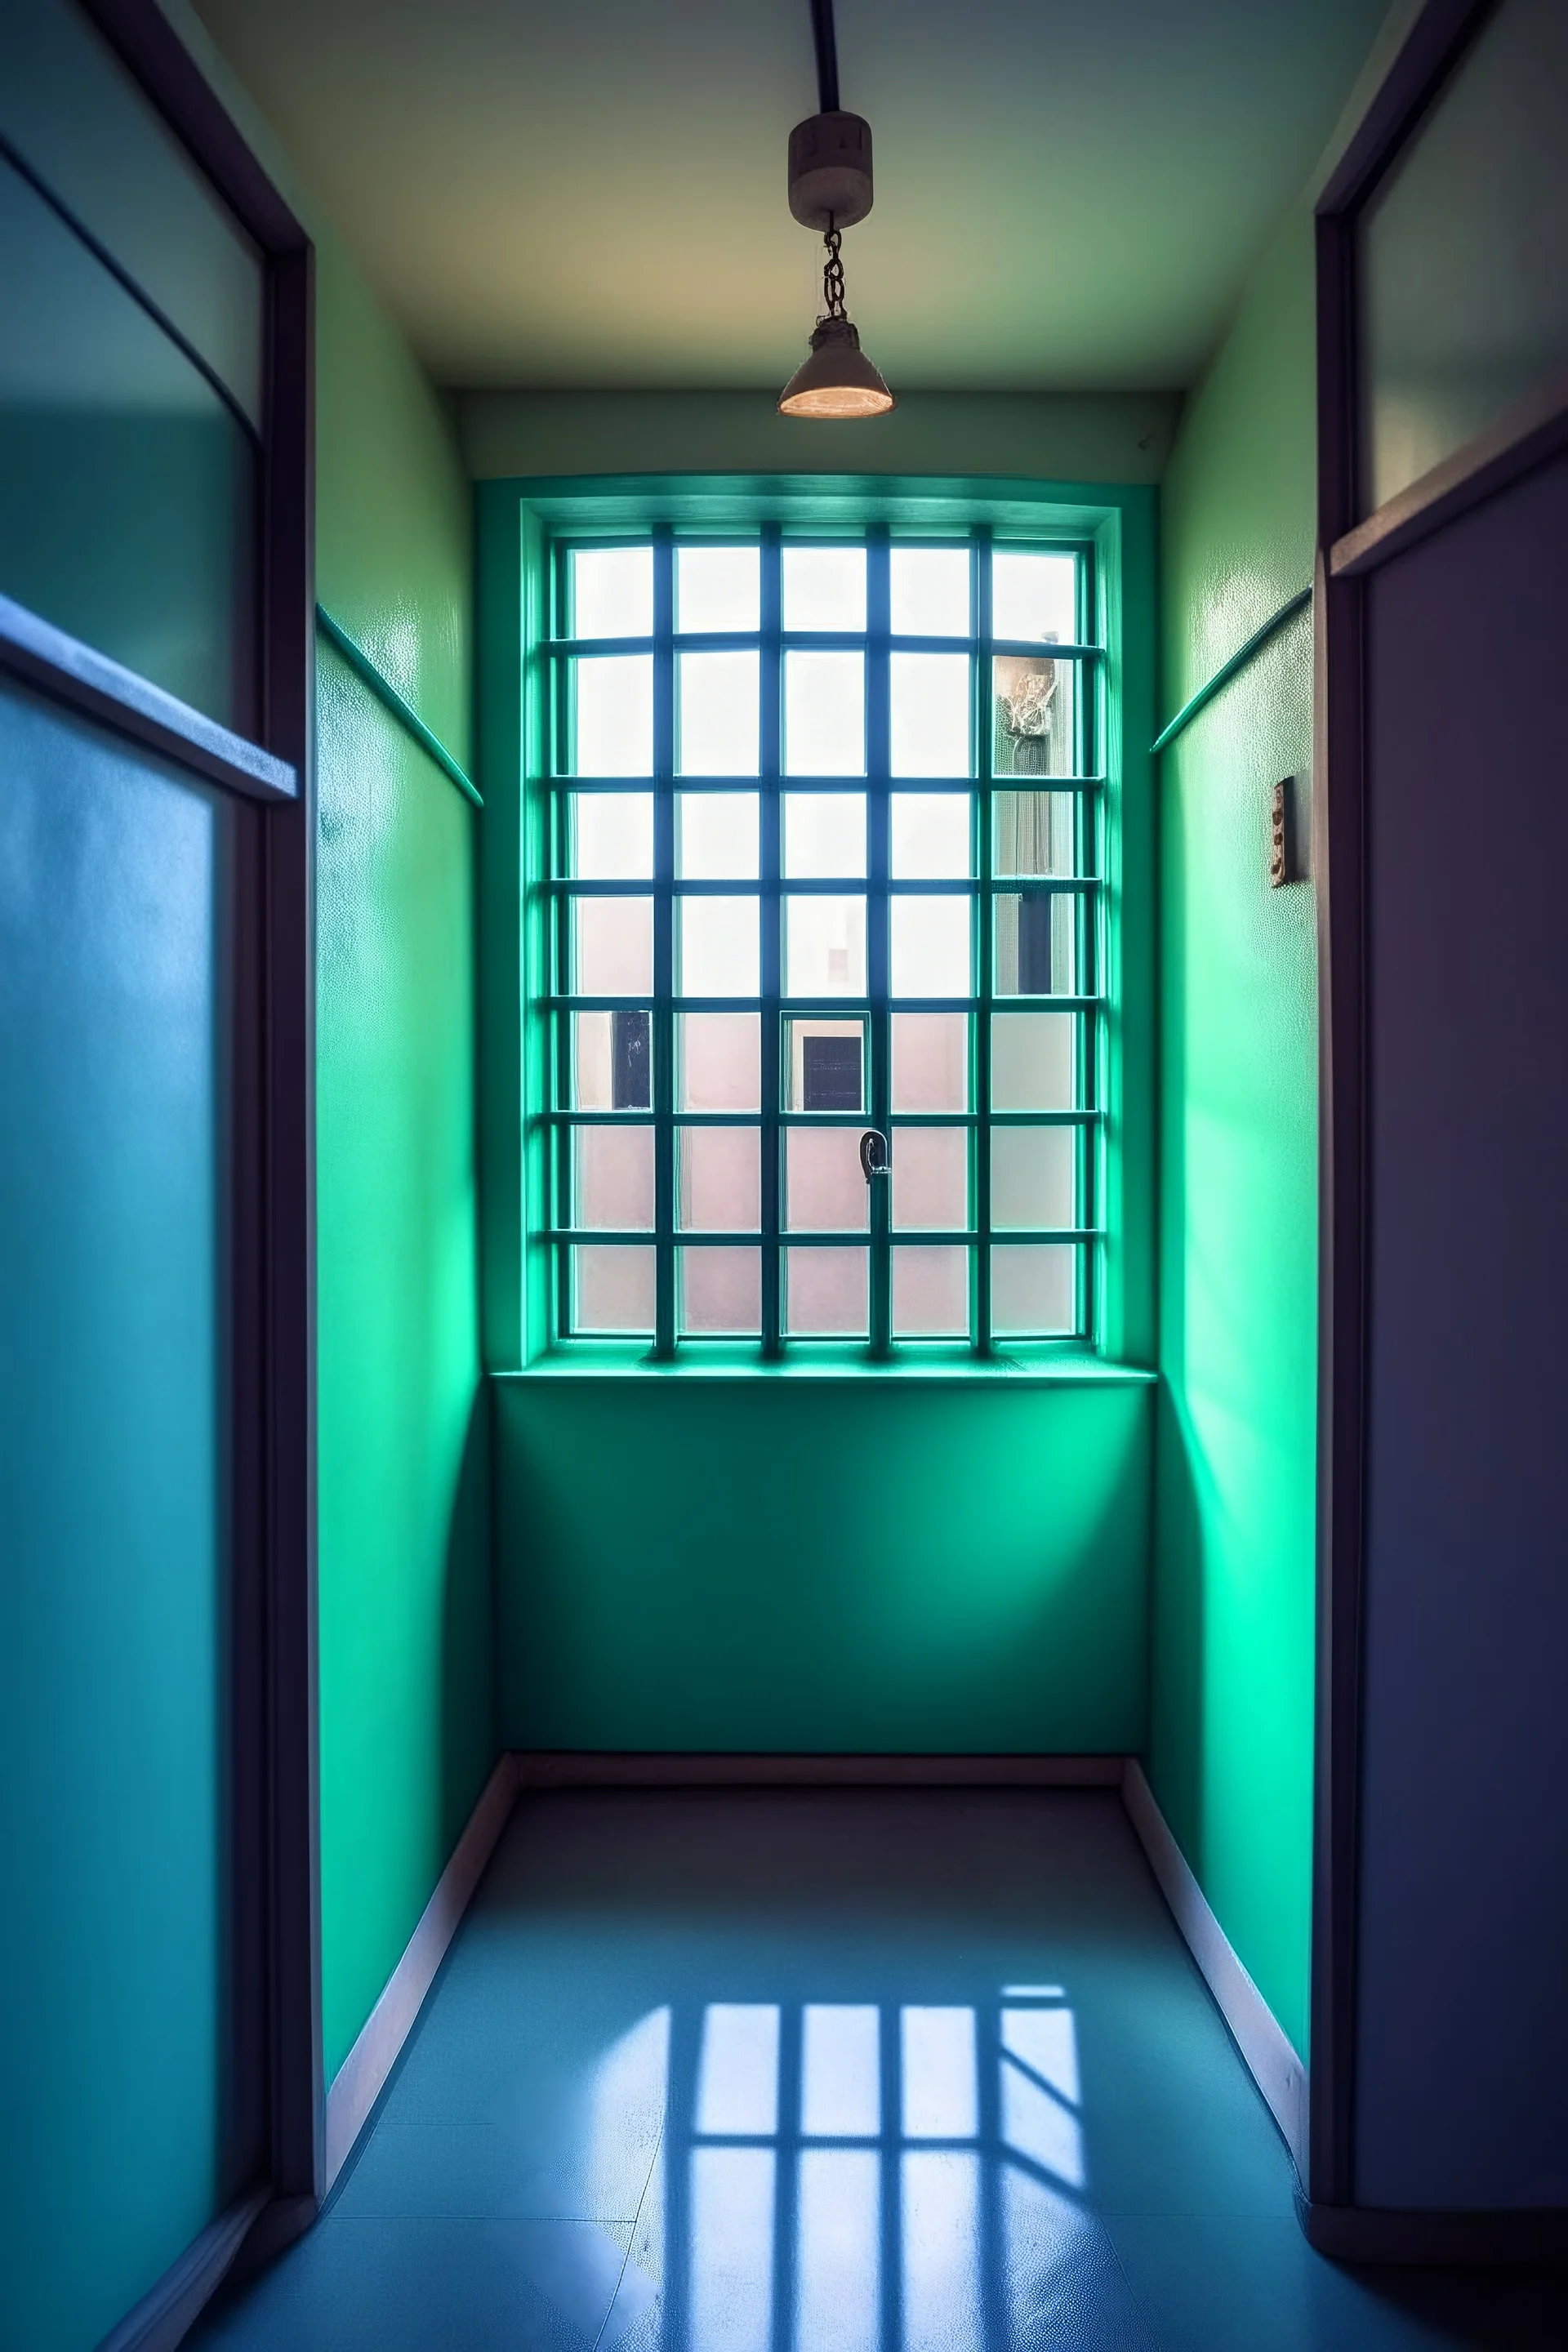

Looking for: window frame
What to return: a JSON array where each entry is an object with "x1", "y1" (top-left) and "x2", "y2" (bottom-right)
[{"x1": 540, "y1": 523, "x2": 1107, "y2": 1361}]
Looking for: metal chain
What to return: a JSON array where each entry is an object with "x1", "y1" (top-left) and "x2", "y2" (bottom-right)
[{"x1": 822, "y1": 222, "x2": 846, "y2": 321}]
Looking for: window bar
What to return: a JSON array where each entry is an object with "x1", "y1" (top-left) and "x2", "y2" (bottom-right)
[
  {"x1": 866, "y1": 525, "x2": 893, "y2": 1356},
  {"x1": 974, "y1": 528, "x2": 995, "y2": 1354},
  {"x1": 760, "y1": 526, "x2": 783, "y2": 1355},
  {"x1": 553, "y1": 541, "x2": 572, "y2": 1342},
  {"x1": 653, "y1": 528, "x2": 676, "y2": 1356},
  {"x1": 1080, "y1": 537, "x2": 1100, "y2": 1345}
]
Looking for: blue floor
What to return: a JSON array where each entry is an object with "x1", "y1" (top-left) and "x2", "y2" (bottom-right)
[{"x1": 194, "y1": 1791, "x2": 1567, "y2": 2350}]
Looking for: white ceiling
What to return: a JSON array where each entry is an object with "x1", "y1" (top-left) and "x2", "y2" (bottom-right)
[{"x1": 194, "y1": 0, "x2": 1390, "y2": 391}]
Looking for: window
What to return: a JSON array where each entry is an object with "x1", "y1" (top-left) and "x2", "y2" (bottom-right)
[{"x1": 543, "y1": 528, "x2": 1103, "y2": 1354}]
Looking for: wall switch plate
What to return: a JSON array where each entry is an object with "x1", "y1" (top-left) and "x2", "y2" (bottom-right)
[{"x1": 1270, "y1": 777, "x2": 1298, "y2": 887}]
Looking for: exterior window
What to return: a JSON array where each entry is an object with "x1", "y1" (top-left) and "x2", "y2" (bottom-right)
[{"x1": 545, "y1": 529, "x2": 1102, "y2": 1353}]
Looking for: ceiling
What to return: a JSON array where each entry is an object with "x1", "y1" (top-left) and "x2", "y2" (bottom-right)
[{"x1": 193, "y1": 0, "x2": 1389, "y2": 393}]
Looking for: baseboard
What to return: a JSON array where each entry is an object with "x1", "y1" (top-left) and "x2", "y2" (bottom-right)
[
  {"x1": 1120, "y1": 1760, "x2": 1308, "y2": 2178},
  {"x1": 512, "y1": 1750, "x2": 1129, "y2": 1788},
  {"x1": 1297, "y1": 2188, "x2": 1568, "y2": 2265},
  {"x1": 94, "y1": 2187, "x2": 269, "y2": 2352},
  {"x1": 323, "y1": 1753, "x2": 520, "y2": 2188}
]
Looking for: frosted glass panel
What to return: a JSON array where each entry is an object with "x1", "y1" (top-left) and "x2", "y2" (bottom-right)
[
  {"x1": 891, "y1": 654, "x2": 970, "y2": 777},
  {"x1": 572, "y1": 1009, "x2": 651, "y2": 1110},
  {"x1": 572, "y1": 897, "x2": 653, "y2": 993},
  {"x1": 993, "y1": 656, "x2": 1076, "y2": 779},
  {"x1": 893, "y1": 1247, "x2": 970, "y2": 1339},
  {"x1": 679, "y1": 1126, "x2": 760, "y2": 1232},
  {"x1": 570, "y1": 545, "x2": 651, "y2": 636},
  {"x1": 786, "y1": 652, "x2": 864, "y2": 774},
  {"x1": 572, "y1": 1125, "x2": 654, "y2": 1230},
  {"x1": 679, "y1": 1013, "x2": 760, "y2": 1110},
  {"x1": 786, "y1": 896, "x2": 866, "y2": 996},
  {"x1": 678, "y1": 792, "x2": 759, "y2": 879},
  {"x1": 786, "y1": 1129, "x2": 868, "y2": 1232},
  {"x1": 891, "y1": 897, "x2": 970, "y2": 997},
  {"x1": 785, "y1": 1247, "x2": 869, "y2": 1335},
  {"x1": 891, "y1": 546, "x2": 969, "y2": 636},
  {"x1": 991, "y1": 551, "x2": 1076, "y2": 643},
  {"x1": 573, "y1": 655, "x2": 653, "y2": 774},
  {"x1": 892, "y1": 1013, "x2": 968, "y2": 1111},
  {"x1": 993, "y1": 790, "x2": 1077, "y2": 877},
  {"x1": 991, "y1": 1013, "x2": 1074, "y2": 1110},
  {"x1": 785, "y1": 792, "x2": 866, "y2": 878},
  {"x1": 991, "y1": 1126, "x2": 1075, "y2": 1230},
  {"x1": 679, "y1": 651, "x2": 759, "y2": 774},
  {"x1": 679, "y1": 897, "x2": 759, "y2": 996},
  {"x1": 783, "y1": 544, "x2": 866, "y2": 630},
  {"x1": 677, "y1": 541, "x2": 760, "y2": 631},
  {"x1": 892, "y1": 1129, "x2": 968, "y2": 1231},
  {"x1": 994, "y1": 896, "x2": 1076, "y2": 996},
  {"x1": 991, "y1": 1245, "x2": 1076, "y2": 1335},
  {"x1": 892, "y1": 795, "x2": 970, "y2": 879},
  {"x1": 572, "y1": 1245, "x2": 655, "y2": 1333},
  {"x1": 679, "y1": 1248, "x2": 761, "y2": 1334},
  {"x1": 571, "y1": 791, "x2": 652, "y2": 879}
]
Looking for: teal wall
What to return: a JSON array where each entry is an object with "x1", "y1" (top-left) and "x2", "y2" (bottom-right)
[
  {"x1": 498, "y1": 1373, "x2": 1152, "y2": 1753},
  {"x1": 1150, "y1": 207, "x2": 1319, "y2": 2059},
  {"x1": 312, "y1": 228, "x2": 492, "y2": 2086}
]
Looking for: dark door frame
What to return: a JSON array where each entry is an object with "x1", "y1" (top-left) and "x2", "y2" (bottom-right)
[
  {"x1": 1308, "y1": 0, "x2": 1568, "y2": 2253},
  {"x1": 62, "y1": 0, "x2": 324, "y2": 2317}
]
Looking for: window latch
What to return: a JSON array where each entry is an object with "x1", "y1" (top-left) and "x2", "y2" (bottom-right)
[{"x1": 859, "y1": 1129, "x2": 890, "y2": 1183}]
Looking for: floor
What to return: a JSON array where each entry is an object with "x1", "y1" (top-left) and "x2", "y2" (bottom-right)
[{"x1": 194, "y1": 1792, "x2": 1568, "y2": 2350}]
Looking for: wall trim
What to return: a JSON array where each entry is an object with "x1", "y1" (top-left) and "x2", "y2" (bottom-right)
[
  {"x1": 1121, "y1": 1761, "x2": 1309, "y2": 2177},
  {"x1": 1297, "y1": 2190, "x2": 1568, "y2": 2267},
  {"x1": 323, "y1": 1755, "x2": 519, "y2": 2188},
  {"x1": 513, "y1": 1751, "x2": 1129, "y2": 1788},
  {"x1": 93, "y1": 2188, "x2": 268, "y2": 2352}
]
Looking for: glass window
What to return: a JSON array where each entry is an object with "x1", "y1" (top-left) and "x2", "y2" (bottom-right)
[{"x1": 546, "y1": 531, "x2": 1100, "y2": 1348}]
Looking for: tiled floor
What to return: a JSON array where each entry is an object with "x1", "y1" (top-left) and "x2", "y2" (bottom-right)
[{"x1": 193, "y1": 1791, "x2": 1568, "y2": 2350}]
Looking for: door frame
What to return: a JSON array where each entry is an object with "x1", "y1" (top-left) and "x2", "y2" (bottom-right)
[{"x1": 1308, "y1": 0, "x2": 1568, "y2": 2243}]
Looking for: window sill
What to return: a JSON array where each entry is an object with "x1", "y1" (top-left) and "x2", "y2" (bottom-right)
[{"x1": 496, "y1": 1345, "x2": 1154, "y2": 1385}]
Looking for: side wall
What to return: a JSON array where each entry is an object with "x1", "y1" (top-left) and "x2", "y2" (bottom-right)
[
  {"x1": 1151, "y1": 208, "x2": 1320, "y2": 2060},
  {"x1": 312, "y1": 229, "x2": 492, "y2": 2084}
]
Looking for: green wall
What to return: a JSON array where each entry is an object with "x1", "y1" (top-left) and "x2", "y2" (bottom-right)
[
  {"x1": 312, "y1": 229, "x2": 492, "y2": 2084},
  {"x1": 498, "y1": 1372, "x2": 1152, "y2": 1753},
  {"x1": 1150, "y1": 207, "x2": 1319, "y2": 2058}
]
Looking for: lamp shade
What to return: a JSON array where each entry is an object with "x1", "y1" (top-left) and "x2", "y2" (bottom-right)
[{"x1": 777, "y1": 316, "x2": 894, "y2": 419}]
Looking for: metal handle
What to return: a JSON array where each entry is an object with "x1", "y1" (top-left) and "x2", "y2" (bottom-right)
[{"x1": 859, "y1": 1128, "x2": 890, "y2": 1182}]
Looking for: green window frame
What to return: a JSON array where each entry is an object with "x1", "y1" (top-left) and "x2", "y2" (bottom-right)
[{"x1": 539, "y1": 523, "x2": 1107, "y2": 1360}]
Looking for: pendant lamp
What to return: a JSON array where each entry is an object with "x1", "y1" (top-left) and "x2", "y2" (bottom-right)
[{"x1": 777, "y1": 2, "x2": 893, "y2": 419}]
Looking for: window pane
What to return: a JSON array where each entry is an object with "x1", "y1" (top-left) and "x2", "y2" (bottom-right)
[
  {"x1": 991, "y1": 1244, "x2": 1076, "y2": 1336},
  {"x1": 679, "y1": 1012, "x2": 760, "y2": 1111},
  {"x1": 785, "y1": 1247, "x2": 869, "y2": 1336},
  {"x1": 572, "y1": 1244, "x2": 655, "y2": 1334},
  {"x1": 994, "y1": 655, "x2": 1076, "y2": 779},
  {"x1": 678, "y1": 650, "x2": 759, "y2": 776},
  {"x1": 991, "y1": 552, "x2": 1076, "y2": 644},
  {"x1": 891, "y1": 546, "x2": 969, "y2": 636},
  {"x1": 993, "y1": 789, "x2": 1078, "y2": 876},
  {"x1": 892, "y1": 1013, "x2": 969, "y2": 1111},
  {"x1": 784, "y1": 792, "x2": 866, "y2": 879},
  {"x1": 785, "y1": 895, "x2": 866, "y2": 997},
  {"x1": 568, "y1": 791, "x2": 653, "y2": 880},
  {"x1": 679, "y1": 1248, "x2": 761, "y2": 1335},
  {"x1": 678, "y1": 791, "x2": 760, "y2": 879},
  {"x1": 892, "y1": 794, "x2": 970, "y2": 879},
  {"x1": 994, "y1": 895, "x2": 1076, "y2": 996},
  {"x1": 679, "y1": 1126, "x2": 760, "y2": 1232},
  {"x1": 786, "y1": 1129, "x2": 868, "y2": 1232},
  {"x1": 891, "y1": 896, "x2": 970, "y2": 997},
  {"x1": 570, "y1": 546, "x2": 651, "y2": 638},
  {"x1": 679, "y1": 896, "x2": 759, "y2": 995},
  {"x1": 891, "y1": 653, "x2": 970, "y2": 777},
  {"x1": 893, "y1": 1247, "x2": 970, "y2": 1338},
  {"x1": 892, "y1": 1128, "x2": 969, "y2": 1231},
  {"x1": 572, "y1": 654, "x2": 653, "y2": 774},
  {"x1": 991, "y1": 1127, "x2": 1075, "y2": 1230},
  {"x1": 784, "y1": 1017, "x2": 866, "y2": 1112},
  {"x1": 991, "y1": 1013, "x2": 1074, "y2": 1110},
  {"x1": 571, "y1": 1009, "x2": 652, "y2": 1110},
  {"x1": 786, "y1": 651, "x2": 865, "y2": 775},
  {"x1": 572, "y1": 896, "x2": 653, "y2": 993},
  {"x1": 783, "y1": 544, "x2": 866, "y2": 630},
  {"x1": 572, "y1": 1125, "x2": 655, "y2": 1230},
  {"x1": 677, "y1": 542, "x2": 760, "y2": 632}
]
